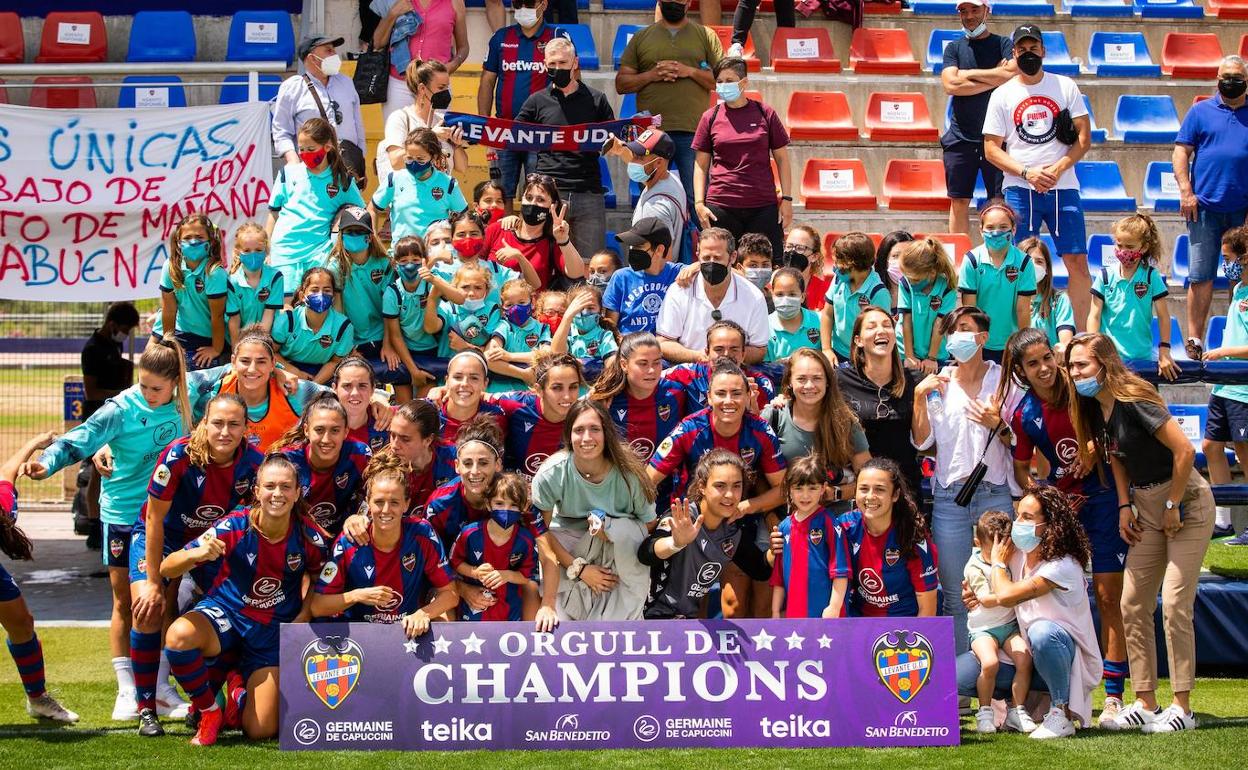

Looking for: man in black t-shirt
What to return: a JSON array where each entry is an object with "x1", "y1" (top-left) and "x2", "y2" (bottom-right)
[{"x1": 940, "y1": 0, "x2": 1015, "y2": 236}]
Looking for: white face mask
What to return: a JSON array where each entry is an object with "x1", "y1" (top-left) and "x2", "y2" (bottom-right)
[
  {"x1": 318, "y1": 53, "x2": 342, "y2": 77},
  {"x1": 1032, "y1": 260, "x2": 1047, "y2": 282},
  {"x1": 112, "y1": 330, "x2": 129, "y2": 344},
  {"x1": 515, "y1": 7, "x2": 539, "y2": 26}
]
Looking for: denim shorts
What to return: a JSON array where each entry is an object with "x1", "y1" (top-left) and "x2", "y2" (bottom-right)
[
  {"x1": 1188, "y1": 206, "x2": 1248, "y2": 283},
  {"x1": 1004, "y1": 186, "x2": 1087, "y2": 256}
]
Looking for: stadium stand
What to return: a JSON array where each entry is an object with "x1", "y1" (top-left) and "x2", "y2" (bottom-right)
[
  {"x1": 555, "y1": 25, "x2": 599, "y2": 70},
  {"x1": 1083, "y1": 95, "x2": 1109, "y2": 144},
  {"x1": 849, "y1": 27, "x2": 921, "y2": 74},
  {"x1": 925, "y1": 29, "x2": 960, "y2": 74},
  {"x1": 118, "y1": 75, "x2": 188, "y2": 109},
  {"x1": 710, "y1": 26, "x2": 761, "y2": 71},
  {"x1": 1143, "y1": 161, "x2": 1181, "y2": 212},
  {"x1": 864, "y1": 92, "x2": 939, "y2": 142},
  {"x1": 1134, "y1": 0, "x2": 1205, "y2": 17},
  {"x1": 29, "y1": 76, "x2": 96, "y2": 109},
  {"x1": 0, "y1": 12, "x2": 22, "y2": 64},
  {"x1": 1064, "y1": 0, "x2": 1135, "y2": 15},
  {"x1": 611, "y1": 25, "x2": 644, "y2": 69},
  {"x1": 226, "y1": 11, "x2": 295, "y2": 64},
  {"x1": 1074, "y1": 161, "x2": 1137, "y2": 212},
  {"x1": 1161, "y1": 33, "x2": 1224, "y2": 78},
  {"x1": 35, "y1": 12, "x2": 107, "y2": 63},
  {"x1": 881, "y1": 159, "x2": 949, "y2": 211},
  {"x1": 1088, "y1": 31, "x2": 1162, "y2": 78},
  {"x1": 126, "y1": 11, "x2": 196, "y2": 62},
  {"x1": 218, "y1": 73, "x2": 283, "y2": 104}
]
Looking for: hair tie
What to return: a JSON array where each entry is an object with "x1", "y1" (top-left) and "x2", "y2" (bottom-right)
[{"x1": 460, "y1": 438, "x2": 501, "y2": 458}]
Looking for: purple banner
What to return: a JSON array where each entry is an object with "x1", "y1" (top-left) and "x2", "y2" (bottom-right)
[{"x1": 280, "y1": 618, "x2": 959, "y2": 750}]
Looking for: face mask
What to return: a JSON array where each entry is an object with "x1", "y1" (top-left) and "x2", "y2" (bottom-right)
[
  {"x1": 781, "y1": 249, "x2": 809, "y2": 271},
  {"x1": 1074, "y1": 374, "x2": 1102, "y2": 397},
  {"x1": 462, "y1": 297, "x2": 486, "y2": 313},
  {"x1": 430, "y1": 89, "x2": 452, "y2": 110},
  {"x1": 305, "y1": 291, "x2": 333, "y2": 313},
  {"x1": 180, "y1": 239, "x2": 209, "y2": 261},
  {"x1": 627, "y1": 161, "x2": 654, "y2": 184},
  {"x1": 514, "y1": 6, "x2": 539, "y2": 26},
  {"x1": 1011, "y1": 521, "x2": 1041, "y2": 553},
  {"x1": 964, "y1": 21, "x2": 987, "y2": 38},
  {"x1": 478, "y1": 205, "x2": 504, "y2": 225},
  {"x1": 505, "y1": 302, "x2": 533, "y2": 326},
  {"x1": 659, "y1": 0, "x2": 688, "y2": 23},
  {"x1": 700, "y1": 260, "x2": 730, "y2": 286},
  {"x1": 318, "y1": 53, "x2": 343, "y2": 77},
  {"x1": 744, "y1": 267, "x2": 772, "y2": 290},
  {"x1": 627, "y1": 248, "x2": 652, "y2": 271},
  {"x1": 237, "y1": 251, "x2": 266, "y2": 272},
  {"x1": 1224, "y1": 258, "x2": 1244, "y2": 283},
  {"x1": 1032, "y1": 261, "x2": 1047, "y2": 282},
  {"x1": 911, "y1": 277, "x2": 933, "y2": 294},
  {"x1": 774, "y1": 295, "x2": 802, "y2": 320},
  {"x1": 549, "y1": 68, "x2": 573, "y2": 90},
  {"x1": 343, "y1": 232, "x2": 371, "y2": 253},
  {"x1": 537, "y1": 311, "x2": 563, "y2": 330},
  {"x1": 587, "y1": 273, "x2": 609, "y2": 288},
  {"x1": 112, "y1": 330, "x2": 129, "y2": 344},
  {"x1": 573, "y1": 311, "x2": 600, "y2": 333},
  {"x1": 887, "y1": 262, "x2": 904, "y2": 285},
  {"x1": 453, "y1": 237, "x2": 484, "y2": 258},
  {"x1": 406, "y1": 159, "x2": 432, "y2": 176},
  {"x1": 491, "y1": 507, "x2": 523, "y2": 528},
  {"x1": 982, "y1": 230, "x2": 1012, "y2": 251},
  {"x1": 716, "y1": 82, "x2": 743, "y2": 103},
  {"x1": 398, "y1": 263, "x2": 422, "y2": 282},
  {"x1": 1218, "y1": 77, "x2": 1248, "y2": 100},
  {"x1": 1017, "y1": 51, "x2": 1043, "y2": 77},
  {"x1": 946, "y1": 331, "x2": 981, "y2": 363},
  {"x1": 520, "y1": 203, "x2": 549, "y2": 227},
  {"x1": 300, "y1": 148, "x2": 327, "y2": 169},
  {"x1": 834, "y1": 267, "x2": 851, "y2": 280},
  {"x1": 1114, "y1": 247, "x2": 1145, "y2": 267}
]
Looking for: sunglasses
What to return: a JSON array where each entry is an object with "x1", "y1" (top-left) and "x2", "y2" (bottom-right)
[{"x1": 329, "y1": 99, "x2": 343, "y2": 125}]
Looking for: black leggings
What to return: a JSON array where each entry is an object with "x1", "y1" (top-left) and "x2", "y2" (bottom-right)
[
  {"x1": 732, "y1": 0, "x2": 796, "y2": 45},
  {"x1": 706, "y1": 202, "x2": 784, "y2": 259}
]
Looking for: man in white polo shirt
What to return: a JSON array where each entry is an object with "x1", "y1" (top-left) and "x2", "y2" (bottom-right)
[{"x1": 655, "y1": 227, "x2": 769, "y2": 363}]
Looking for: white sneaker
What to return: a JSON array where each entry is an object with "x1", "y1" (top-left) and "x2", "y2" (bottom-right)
[
  {"x1": 1030, "y1": 708, "x2": 1076, "y2": 740},
  {"x1": 26, "y1": 693, "x2": 79, "y2": 723},
  {"x1": 975, "y1": 705, "x2": 996, "y2": 734},
  {"x1": 1004, "y1": 705, "x2": 1037, "y2": 733},
  {"x1": 1143, "y1": 704, "x2": 1197, "y2": 734},
  {"x1": 112, "y1": 689, "x2": 140, "y2": 721},
  {"x1": 156, "y1": 685, "x2": 191, "y2": 719},
  {"x1": 1098, "y1": 696, "x2": 1124, "y2": 728},
  {"x1": 1104, "y1": 700, "x2": 1160, "y2": 731},
  {"x1": 726, "y1": 42, "x2": 744, "y2": 59}
]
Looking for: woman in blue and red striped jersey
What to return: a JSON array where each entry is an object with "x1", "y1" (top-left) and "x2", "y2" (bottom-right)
[
  {"x1": 333, "y1": 356, "x2": 391, "y2": 454},
  {"x1": 435, "y1": 350, "x2": 507, "y2": 442},
  {"x1": 161, "y1": 454, "x2": 329, "y2": 746},
  {"x1": 385, "y1": 400, "x2": 458, "y2": 518},
  {"x1": 588, "y1": 332, "x2": 689, "y2": 467},
  {"x1": 272, "y1": 396, "x2": 372, "y2": 536},
  {"x1": 486, "y1": 352, "x2": 584, "y2": 477}
]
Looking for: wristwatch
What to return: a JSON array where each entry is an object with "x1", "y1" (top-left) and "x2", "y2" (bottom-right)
[
  {"x1": 566, "y1": 557, "x2": 587, "y2": 581},
  {"x1": 1020, "y1": 165, "x2": 1030, "y2": 181},
  {"x1": 1165, "y1": 499, "x2": 1179, "y2": 512}
]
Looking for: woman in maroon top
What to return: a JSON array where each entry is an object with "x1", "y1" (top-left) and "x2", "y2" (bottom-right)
[
  {"x1": 487, "y1": 174, "x2": 586, "y2": 291},
  {"x1": 692, "y1": 57, "x2": 793, "y2": 260}
]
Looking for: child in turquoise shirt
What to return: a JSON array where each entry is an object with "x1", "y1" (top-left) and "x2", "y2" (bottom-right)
[
  {"x1": 272, "y1": 266, "x2": 355, "y2": 385},
  {"x1": 370, "y1": 127, "x2": 468, "y2": 244},
  {"x1": 328, "y1": 206, "x2": 403, "y2": 386},
  {"x1": 958, "y1": 203, "x2": 1037, "y2": 364},
  {"x1": 382, "y1": 236, "x2": 466, "y2": 400},
  {"x1": 1019, "y1": 236, "x2": 1075, "y2": 354},
  {"x1": 152, "y1": 213, "x2": 229, "y2": 371},
  {"x1": 820, "y1": 232, "x2": 891, "y2": 361},
  {"x1": 897, "y1": 236, "x2": 958, "y2": 374},
  {"x1": 424, "y1": 262, "x2": 503, "y2": 360},
  {"x1": 226, "y1": 221, "x2": 284, "y2": 345},
  {"x1": 767, "y1": 268, "x2": 822, "y2": 363},
  {"x1": 485, "y1": 278, "x2": 550, "y2": 391},
  {"x1": 551, "y1": 284, "x2": 618, "y2": 382},
  {"x1": 1204, "y1": 226, "x2": 1248, "y2": 539}
]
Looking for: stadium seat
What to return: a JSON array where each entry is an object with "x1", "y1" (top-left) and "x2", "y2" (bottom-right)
[
  {"x1": 29, "y1": 76, "x2": 95, "y2": 109},
  {"x1": 612, "y1": 25, "x2": 644, "y2": 69},
  {"x1": 1088, "y1": 32, "x2": 1161, "y2": 78},
  {"x1": 1040, "y1": 31, "x2": 1079, "y2": 76},
  {"x1": 910, "y1": 0, "x2": 959, "y2": 13},
  {"x1": 926, "y1": 29, "x2": 961, "y2": 74},
  {"x1": 882, "y1": 159, "x2": 949, "y2": 211},
  {"x1": 1086, "y1": 233, "x2": 1113, "y2": 274},
  {"x1": 1114, "y1": 94, "x2": 1180, "y2": 143},
  {"x1": 865, "y1": 0, "x2": 902, "y2": 13},
  {"x1": 1034, "y1": 234, "x2": 1067, "y2": 288},
  {"x1": 118, "y1": 76, "x2": 188, "y2": 109},
  {"x1": 712, "y1": 89, "x2": 762, "y2": 107},
  {"x1": 915, "y1": 233, "x2": 972, "y2": 266},
  {"x1": 1208, "y1": 0, "x2": 1248, "y2": 17},
  {"x1": 849, "y1": 28, "x2": 921, "y2": 75},
  {"x1": 710, "y1": 27, "x2": 760, "y2": 71},
  {"x1": 1152, "y1": 317, "x2": 1196, "y2": 362},
  {"x1": 218, "y1": 74, "x2": 282, "y2": 104},
  {"x1": 1062, "y1": 0, "x2": 1133, "y2": 13},
  {"x1": 1193, "y1": 93, "x2": 1212, "y2": 106},
  {"x1": 1160, "y1": 33, "x2": 1223, "y2": 79},
  {"x1": 619, "y1": 92, "x2": 637, "y2": 118},
  {"x1": 127, "y1": 11, "x2": 196, "y2": 62},
  {"x1": 553, "y1": 25, "x2": 598, "y2": 70},
  {"x1": 1135, "y1": 0, "x2": 1204, "y2": 16},
  {"x1": 36, "y1": 12, "x2": 106, "y2": 63},
  {"x1": 824, "y1": 232, "x2": 885, "y2": 254},
  {"x1": 603, "y1": 0, "x2": 657, "y2": 8},
  {"x1": 1083, "y1": 95, "x2": 1108, "y2": 144},
  {"x1": 1167, "y1": 403, "x2": 1207, "y2": 465},
  {"x1": 1143, "y1": 161, "x2": 1181, "y2": 212},
  {"x1": 600, "y1": 157, "x2": 616, "y2": 209},
  {"x1": 801, "y1": 159, "x2": 877, "y2": 210},
  {"x1": 864, "y1": 92, "x2": 939, "y2": 142},
  {"x1": 1074, "y1": 161, "x2": 1136, "y2": 211},
  {"x1": 771, "y1": 27, "x2": 841, "y2": 73},
  {"x1": 1242, "y1": 34, "x2": 1248, "y2": 58},
  {"x1": 991, "y1": 0, "x2": 1055, "y2": 15},
  {"x1": 0, "y1": 13, "x2": 23, "y2": 64},
  {"x1": 1207, "y1": 316, "x2": 1227, "y2": 349},
  {"x1": 226, "y1": 11, "x2": 295, "y2": 64},
  {"x1": 1172, "y1": 233, "x2": 1190, "y2": 285},
  {"x1": 786, "y1": 91, "x2": 858, "y2": 141}
]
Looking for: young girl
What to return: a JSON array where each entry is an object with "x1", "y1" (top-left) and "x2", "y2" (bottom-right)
[
  {"x1": 551, "y1": 284, "x2": 618, "y2": 380},
  {"x1": 766, "y1": 267, "x2": 822, "y2": 364},
  {"x1": 534, "y1": 289, "x2": 568, "y2": 335},
  {"x1": 161, "y1": 455, "x2": 328, "y2": 746},
  {"x1": 2, "y1": 433, "x2": 79, "y2": 723},
  {"x1": 1205, "y1": 226, "x2": 1248, "y2": 543},
  {"x1": 435, "y1": 211, "x2": 533, "y2": 308},
  {"x1": 272, "y1": 396, "x2": 371, "y2": 536},
  {"x1": 225, "y1": 222, "x2": 283, "y2": 344},
  {"x1": 371, "y1": 128, "x2": 469, "y2": 244},
  {"x1": 424, "y1": 219, "x2": 456, "y2": 267},
  {"x1": 328, "y1": 206, "x2": 405, "y2": 387},
  {"x1": 473, "y1": 179, "x2": 506, "y2": 226},
  {"x1": 451, "y1": 472, "x2": 539, "y2": 621},
  {"x1": 22, "y1": 339, "x2": 191, "y2": 723},
  {"x1": 586, "y1": 249, "x2": 619, "y2": 291},
  {"x1": 898, "y1": 236, "x2": 958, "y2": 374},
  {"x1": 272, "y1": 267, "x2": 355, "y2": 384},
  {"x1": 485, "y1": 278, "x2": 550, "y2": 389},
  {"x1": 383, "y1": 236, "x2": 465, "y2": 400},
  {"x1": 435, "y1": 350, "x2": 508, "y2": 441},
  {"x1": 770, "y1": 455, "x2": 849, "y2": 619},
  {"x1": 425, "y1": 263, "x2": 503, "y2": 359},
  {"x1": 959, "y1": 204, "x2": 1037, "y2": 364},
  {"x1": 820, "y1": 231, "x2": 891, "y2": 362},
  {"x1": 154, "y1": 214, "x2": 228, "y2": 370},
  {"x1": 876, "y1": 230, "x2": 915, "y2": 308},
  {"x1": 1089, "y1": 213, "x2": 1178, "y2": 380},
  {"x1": 1021, "y1": 236, "x2": 1076, "y2": 355},
  {"x1": 267, "y1": 117, "x2": 366, "y2": 286}
]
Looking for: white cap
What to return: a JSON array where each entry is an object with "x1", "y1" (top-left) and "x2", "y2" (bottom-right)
[{"x1": 957, "y1": 0, "x2": 988, "y2": 7}]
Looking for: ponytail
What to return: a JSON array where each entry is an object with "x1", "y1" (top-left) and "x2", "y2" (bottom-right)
[
  {"x1": 298, "y1": 117, "x2": 353, "y2": 195},
  {"x1": 0, "y1": 518, "x2": 33, "y2": 560},
  {"x1": 141, "y1": 337, "x2": 192, "y2": 433}
]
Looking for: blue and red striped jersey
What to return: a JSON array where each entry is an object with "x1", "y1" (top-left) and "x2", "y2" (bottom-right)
[
  {"x1": 189, "y1": 510, "x2": 329, "y2": 624},
  {"x1": 648, "y1": 409, "x2": 787, "y2": 499},
  {"x1": 140, "y1": 437, "x2": 263, "y2": 549},
  {"x1": 663, "y1": 362, "x2": 777, "y2": 413},
  {"x1": 348, "y1": 416, "x2": 389, "y2": 455},
  {"x1": 450, "y1": 520, "x2": 537, "y2": 621},
  {"x1": 425, "y1": 477, "x2": 547, "y2": 553},
  {"x1": 604, "y1": 377, "x2": 688, "y2": 464},
  {"x1": 279, "y1": 440, "x2": 372, "y2": 536},
  {"x1": 482, "y1": 24, "x2": 565, "y2": 120},
  {"x1": 407, "y1": 440, "x2": 459, "y2": 519},
  {"x1": 315, "y1": 518, "x2": 453, "y2": 623},
  {"x1": 770, "y1": 507, "x2": 850, "y2": 618},
  {"x1": 487, "y1": 391, "x2": 566, "y2": 478},
  {"x1": 833, "y1": 509, "x2": 938, "y2": 618},
  {"x1": 435, "y1": 399, "x2": 508, "y2": 443},
  {"x1": 1011, "y1": 390, "x2": 1114, "y2": 504}
]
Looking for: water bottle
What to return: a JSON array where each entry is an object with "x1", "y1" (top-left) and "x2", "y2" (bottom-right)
[{"x1": 927, "y1": 389, "x2": 944, "y2": 418}]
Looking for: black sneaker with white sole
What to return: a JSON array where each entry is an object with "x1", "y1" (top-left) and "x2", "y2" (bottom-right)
[{"x1": 137, "y1": 708, "x2": 165, "y2": 737}]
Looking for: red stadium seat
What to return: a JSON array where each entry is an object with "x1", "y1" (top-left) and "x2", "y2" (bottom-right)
[
  {"x1": 1193, "y1": 93, "x2": 1212, "y2": 105},
  {"x1": 801, "y1": 159, "x2": 877, "y2": 210},
  {"x1": 710, "y1": 26, "x2": 760, "y2": 71},
  {"x1": 1161, "y1": 33, "x2": 1224, "y2": 78},
  {"x1": 849, "y1": 27, "x2": 921, "y2": 75},
  {"x1": 914, "y1": 232, "x2": 973, "y2": 266},
  {"x1": 0, "y1": 13, "x2": 23, "y2": 63},
  {"x1": 36, "y1": 12, "x2": 106, "y2": 63},
  {"x1": 1208, "y1": 0, "x2": 1248, "y2": 17},
  {"x1": 1241, "y1": 34, "x2": 1248, "y2": 58},
  {"x1": 771, "y1": 28, "x2": 841, "y2": 72},
  {"x1": 882, "y1": 159, "x2": 950, "y2": 211},
  {"x1": 864, "y1": 92, "x2": 939, "y2": 141},
  {"x1": 29, "y1": 76, "x2": 96, "y2": 109},
  {"x1": 865, "y1": 0, "x2": 903, "y2": 12},
  {"x1": 824, "y1": 232, "x2": 885, "y2": 254},
  {"x1": 786, "y1": 91, "x2": 859, "y2": 141}
]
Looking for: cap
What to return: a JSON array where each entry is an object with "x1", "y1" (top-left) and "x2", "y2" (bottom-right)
[
  {"x1": 298, "y1": 35, "x2": 345, "y2": 61},
  {"x1": 616, "y1": 217, "x2": 672, "y2": 249},
  {"x1": 1012, "y1": 24, "x2": 1042, "y2": 44},
  {"x1": 625, "y1": 129, "x2": 675, "y2": 161},
  {"x1": 333, "y1": 205, "x2": 373, "y2": 233},
  {"x1": 956, "y1": 0, "x2": 987, "y2": 6}
]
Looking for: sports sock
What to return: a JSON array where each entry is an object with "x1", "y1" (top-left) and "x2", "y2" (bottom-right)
[
  {"x1": 7, "y1": 635, "x2": 46, "y2": 698},
  {"x1": 1103, "y1": 659, "x2": 1128, "y2": 699},
  {"x1": 165, "y1": 648, "x2": 217, "y2": 712},
  {"x1": 129, "y1": 630, "x2": 162, "y2": 711},
  {"x1": 1215, "y1": 506, "x2": 1232, "y2": 529}
]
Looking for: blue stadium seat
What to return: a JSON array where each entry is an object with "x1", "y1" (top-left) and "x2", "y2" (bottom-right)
[
  {"x1": 1088, "y1": 32, "x2": 1161, "y2": 78},
  {"x1": 613, "y1": 25, "x2": 645, "y2": 69},
  {"x1": 603, "y1": 231, "x2": 622, "y2": 257},
  {"x1": 1087, "y1": 233, "x2": 1114, "y2": 273},
  {"x1": 227, "y1": 11, "x2": 295, "y2": 64},
  {"x1": 1135, "y1": 0, "x2": 1204, "y2": 16},
  {"x1": 127, "y1": 11, "x2": 196, "y2": 62},
  {"x1": 600, "y1": 156, "x2": 616, "y2": 209},
  {"x1": 1201, "y1": 316, "x2": 1248, "y2": 386},
  {"x1": 1114, "y1": 94, "x2": 1180, "y2": 143},
  {"x1": 1074, "y1": 161, "x2": 1136, "y2": 211},
  {"x1": 218, "y1": 73, "x2": 282, "y2": 104},
  {"x1": 910, "y1": 0, "x2": 959, "y2": 12},
  {"x1": 1172, "y1": 233, "x2": 1190, "y2": 285},
  {"x1": 1043, "y1": 234, "x2": 1068, "y2": 289},
  {"x1": 991, "y1": 0, "x2": 1055, "y2": 15},
  {"x1": 1152, "y1": 317, "x2": 1196, "y2": 363},
  {"x1": 1167, "y1": 403, "x2": 1209, "y2": 466},
  {"x1": 629, "y1": 177, "x2": 641, "y2": 207},
  {"x1": 1062, "y1": 0, "x2": 1134, "y2": 15},
  {"x1": 554, "y1": 25, "x2": 598, "y2": 70},
  {"x1": 1083, "y1": 95, "x2": 1108, "y2": 143},
  {"x1": 1207, "y1": 315, "x2": 1227, "y2": 349},
  {"x1": 926, "y1": 29, "x2": 961, "y2": 74},
  {"x1": 603, "y1": 0, "x2": 657, "y2": 8},
  {"x1": 1143, "y1": 161, "x2": 1181, "y2": 212},
  {"x1": 1040, "y1": 31, "x2": 1079, "y2": 76},
  {"x1": 117, "y1": 76, "x2": 187, "y2": 109},
  {"x1": 620, "y1": 92, "x2": 637, "y2": 118}
]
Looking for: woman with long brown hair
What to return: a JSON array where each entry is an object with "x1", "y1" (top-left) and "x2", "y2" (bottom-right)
[
  {"x1": 272, "y1": 395, "x2": 372, "y2": 537},
  {"x1": 589, "y1": 332, "x2": 689, "y2": 466}
]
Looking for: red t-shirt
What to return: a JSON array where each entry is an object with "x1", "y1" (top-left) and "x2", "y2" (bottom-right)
[
  {"x1": 483, "y1": 221, "x2": 565, "y2": 292},
  {"x1": 691, "y1": 99, "x2": 790, "y2": 209},
  {"x1": 806, "y1": 274, "x2": 831, "y2": 310}
]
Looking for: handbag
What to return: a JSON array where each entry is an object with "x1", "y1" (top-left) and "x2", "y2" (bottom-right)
[
  {"x1": 303, "y1": 75, "x2": 368, "y2": 188},
  {"x1": 954, "y1": 422, "x2": 1006, "y2": 508},
  {"x1": 353, "y1": 43, "x2": 390, "y2": 104},
  {"x1": 1054, "y1": 108, "x2": 1078, "y2": 146}
]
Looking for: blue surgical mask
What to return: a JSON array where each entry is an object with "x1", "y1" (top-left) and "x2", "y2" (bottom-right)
[
  {"x1": 1224, "y1": 258, "x2": 1244, "y2": 284},
  {"x1": 744, "y1": 267, "x2": 772, "y2": 290},
  {"x1": 491, "y1": 507, "x2": 522, "y2": 528},
  {"x1": 398, "y1": 263, "x2": 422, "y2": 282},
  {"x1": 574, "y1": 311, "x2": 600, "y2": 333},
  {"x1": 180, "y1": 239, "x2": 209, "y2": 260},
  {"x1": 627, "y1": 161, "x2": 654, "y2": 184},
  {"x1": 964, "y1": 22, "x2": 987, "y2": 37},
  {"x1": 406, "y1": 159, "x2": 432, "y2": 176},
  {"x1": 911, "y1": 277, "x2": 933, "y2": 294},
  {"x1": 462, "y1": 297, "x2": 486, "y2": 313},
  {"x1": 238, "y1": 251, "x2": 266, "y2": 272},
  {"x1": 983, "y1": 230, "x2": 1013, "y2": 251},
  {"x1": 716, "y1": 81, "x2": 742, "y2": 103},
  {"x1": 342, "y1": 232, "x2": 371, "y2": 253},
  {"x1": 1011, "y1": 521, "x2": 1041, "y2": 553},
  {"x1": 946, "y1": 331, "x2": 981, "y2": 363},
  {"x1": 1074, "y1": 375, "x2": 1102, "y2": 397},
  {"x1": 305, "y1": 291, "x2": 333, "y2": 313}
]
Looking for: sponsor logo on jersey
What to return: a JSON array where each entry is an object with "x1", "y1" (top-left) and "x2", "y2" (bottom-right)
[
  {"x1": 872, "y1": 630, "x2": 933, "y2": 704},
  {"x1": 185, "y1": 504, "x2": 226, "y2": 528},
  {"x1": 303, "y1": 637, "x2": 363, "y2": 710}
]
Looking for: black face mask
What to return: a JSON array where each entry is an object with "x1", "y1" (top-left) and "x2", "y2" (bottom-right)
[
  {"x1": 1219, "y1": 77, "x2": 1247, "y2": 100},
  {"x1": 1017, "y1": 51, "x2": 1043, "y2": 77},
  {"x1": 700, "y1": 260, "x2": 729, "y2": 286},
  {"x1": 627, "y1": 248, "x2": 652, "y2": 271},
  {"x1": 659, "y1": 0, "x2": 688, "y2": 23},
  {"x1": 780, "y1": 249, "x2": 810, "y2": 272},
  {"x1": 430, "y1": 89, "x2": 452, "y2": 110},
  {"x1": 549, "y1": 67, "x2": 573, "y2": 90},
  {"x1": 520, "y1": 203, "x2": 549, "y2": 226}
]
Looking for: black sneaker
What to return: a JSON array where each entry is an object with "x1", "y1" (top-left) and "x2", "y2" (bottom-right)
[
  {"x1": 185, "y1": 707, "x2": 200, "y2": 731},
  {"x1": 137, "y1": 708, "x2": 165, "y2": 737},
  {"x1": 1213, "y1": 525, "x2": 1234, "y2": 539}
]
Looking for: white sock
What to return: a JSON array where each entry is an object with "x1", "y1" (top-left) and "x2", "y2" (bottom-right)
[
  {"x1": 158, "y1": 653, "x2": 173, "y2": 691},
  {"x1": 1216, "y1": 506, "x2": 1232, "y2": 528},
  {"x1": 112, "y1": 656, "x2": 135, "y2": 691}
]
